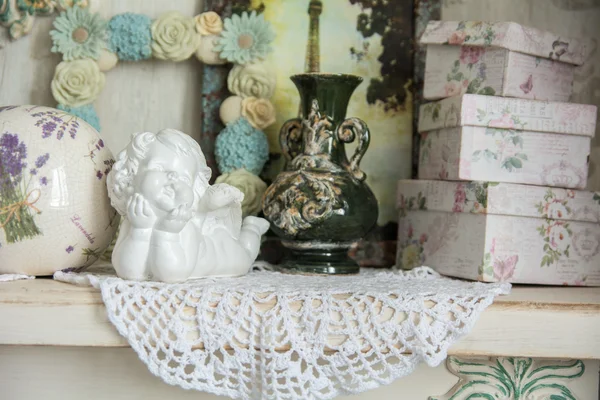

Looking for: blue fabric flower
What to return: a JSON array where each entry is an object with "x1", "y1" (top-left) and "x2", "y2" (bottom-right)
[
  {"x1": 57, "y1": 104, "x2": 101, "y2": 132},
  {"x1": 215, "y1": 117, "x2": 269, "y2": 175},
  {"x1": 50, "y1": 7, "x2": 107, "y2": 61},
  {"x1": 215, "y1": 11, "x2": 274, "y2": 65},
  {"x1": 107, "y1": 13, "x2": 152, "y2": 61}
]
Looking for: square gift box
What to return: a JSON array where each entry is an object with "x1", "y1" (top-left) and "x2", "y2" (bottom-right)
[
  {"x1": 420, "y1": 21, "x2": 586, "y2": 102},
  {"x1": 396, "y1": 179, "x2": 600, "y2": 286},
  {"x1": 418, "y1": 94, "x2": 597, "y2": 189}
]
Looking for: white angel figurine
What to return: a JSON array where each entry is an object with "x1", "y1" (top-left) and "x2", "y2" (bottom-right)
[{"x1": 107, "y1": 129, "x2": 270, "y2": 283}]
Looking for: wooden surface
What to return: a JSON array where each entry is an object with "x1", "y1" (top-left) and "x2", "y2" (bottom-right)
[
  {"x1": 1, "y1": 278, "x2": 599, "y2": 359},
  {"x1": 0, "y1": 346, "x2": 597, "y2": 400}
]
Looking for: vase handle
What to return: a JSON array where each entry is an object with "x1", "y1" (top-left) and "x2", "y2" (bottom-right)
[
  {"x1": 336, "y1": 117, "x2": 370, "y2": 182},
  {"x1": 279, "y1": 117, "x2": 303, "y2": 161}
]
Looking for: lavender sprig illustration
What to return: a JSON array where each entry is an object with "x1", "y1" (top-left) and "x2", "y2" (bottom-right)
[
  {"x1": 31, "y1": 109, "x2": 80, "y2": 140},
  {"x1": 0, "y1": 133, "x2": 49, "y2": 243}
]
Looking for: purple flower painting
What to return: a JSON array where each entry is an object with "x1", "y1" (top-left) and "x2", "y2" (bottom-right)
[
  {"x1": 31, "y1": 109, "x2": 80, "y2": 140},
  {"x1": 0, "y1": 132, "x2": 50, "y2": 243},
  {"x1": 90, "y1": 140, "x2": 113, "y2": 180}
]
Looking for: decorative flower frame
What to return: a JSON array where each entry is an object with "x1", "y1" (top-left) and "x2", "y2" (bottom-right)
[{"x1": 5, "y1": 2, "x2": 279, "y2": 217}]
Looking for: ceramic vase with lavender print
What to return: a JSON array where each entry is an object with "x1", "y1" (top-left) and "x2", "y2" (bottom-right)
[{"x1": 0, "y1": 105, "x2": 119, "y2": 276}]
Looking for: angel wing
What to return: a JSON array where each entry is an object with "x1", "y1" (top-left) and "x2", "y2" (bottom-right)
[{"x1": 195, "y1": 183, "x2": 244, "y2": 238}]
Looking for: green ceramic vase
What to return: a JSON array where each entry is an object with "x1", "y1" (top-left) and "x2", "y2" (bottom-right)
[{"x1": 262, "y1": 73, "x2": 378, "y2": 274}]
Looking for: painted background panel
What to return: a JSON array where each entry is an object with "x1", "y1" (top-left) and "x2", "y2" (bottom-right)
[{"x1": 255, "y1": 0, "x2": 414, "y2": 225}]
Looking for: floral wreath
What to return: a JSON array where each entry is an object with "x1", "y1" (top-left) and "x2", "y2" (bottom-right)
[{"x1": 16, "y1": 3, "x2": 277, "y2": 218}]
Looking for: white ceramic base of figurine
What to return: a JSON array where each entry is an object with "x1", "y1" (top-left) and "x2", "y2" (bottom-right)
[{"x1": 107, "y1": 129, "x2": 270, "y2": 283}]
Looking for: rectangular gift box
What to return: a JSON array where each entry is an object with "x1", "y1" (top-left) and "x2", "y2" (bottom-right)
[
  {"x1": 420, "y1": 21, "x2": 587, "y2": 102},
  {"x1": 396, "y1": 179, "x2": 600, "y2": 286},
  {"x1": 417, "y1": 94, "x2": 597, "y2": 189}
]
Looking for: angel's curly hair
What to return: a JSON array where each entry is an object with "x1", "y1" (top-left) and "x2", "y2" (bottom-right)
[{"x1": 107, "y1": 129, "x2": 212, "y2": 215}]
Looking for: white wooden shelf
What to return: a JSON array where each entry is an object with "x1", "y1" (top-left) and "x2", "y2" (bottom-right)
[{"x1": 0, "y1": 278, "x2": 599, "y2": 360}]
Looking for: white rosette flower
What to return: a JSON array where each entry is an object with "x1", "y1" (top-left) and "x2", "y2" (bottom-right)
[
  {"x1": 227, "y1": 61, "x2": 276, "y2": 99},
  {"x1": 241, "y1": 97, "x2": 276, "y2": 130},
  {"x1": 548, "y1": 222, "x2": 570, "y2": 252},
  {"x1": 215, "y1": 169, "x2": 267, "y2": 217},
  {"x1": 546, "y1": 200, "x2": 569, "y2": 220},
  {"x1": 51, "y1": 59, "x2": 105, "y2": 107},
  {"x1": 151, "y1": 11, "x2": 201, "y2": 62}
]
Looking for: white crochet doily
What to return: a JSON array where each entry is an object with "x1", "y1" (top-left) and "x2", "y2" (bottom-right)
[
  {"x1": 54, "y1": 264, "x2": 510, "y2": 400},
  {"x1": 0, "y1": 273, "x2": 34, "y2": 282}
]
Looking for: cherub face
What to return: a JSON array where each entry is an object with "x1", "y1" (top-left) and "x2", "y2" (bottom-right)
[{"x1": 134, "y1": 141, "x2": 198, "y2": 214}]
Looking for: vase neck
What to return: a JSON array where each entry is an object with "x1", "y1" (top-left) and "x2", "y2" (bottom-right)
[{"x1": 292, "y1": 74, "x2": 362, "y2": 124}]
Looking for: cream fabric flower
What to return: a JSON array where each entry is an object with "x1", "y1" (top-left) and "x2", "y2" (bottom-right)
[
  {"x1": 51, "y1": 59, "x2": 105, "y2": 107},
  {"x1": 96, "y1": 48, "x2": 118, "y2": 72},
  {"x1": 195, "y1": 11, "x2": 223, "y2": 35},
  {"x1": 215, "y1": 169, "x2": 267, "y2": 217},
  {"x1": 195, "y1": 34, "x2": 226, "y2": 65},
  {"x1": 219, "y1": 96, "x2": 243, "y2": 125},
  {"x1": 56, "y1": 0, "x2": 90, "y2": 12},
  {"x1": 227, "y1": 61, "x2": 276, "y2": 99},
  {"x1": 242, "y1": 97, "x2": 276, "y2": 130},
  {"x1": 151, "y1": 11, "x2": 200, "y2": 62}
]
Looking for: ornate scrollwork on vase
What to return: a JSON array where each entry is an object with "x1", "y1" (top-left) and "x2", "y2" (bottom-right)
[
  {"x1": 279, "y1": 117, "x2": 302, "y2": 162},
  {"x1": 262, "y1": 170, "x2": 344, "y2": 236},
  {"x1": 336, "y1": 117, "x2": 370, "y2": 182},
  {"x1": 263, "y1": 100, "x2": 346, "y2": 237}
]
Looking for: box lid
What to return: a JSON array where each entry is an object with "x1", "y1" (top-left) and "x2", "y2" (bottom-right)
[
  {"x1": 397, "y1": 179, "x2": 600, "y2": 224},
  {"x1": 420, "y1": 21, "x2": 586, "y2": 66},
  {"x1": 418, "y1": 94, "x2": 597, "y2": 137}
]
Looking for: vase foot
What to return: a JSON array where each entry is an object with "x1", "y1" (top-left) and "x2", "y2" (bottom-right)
[{"x1": 277, "y1": 241, "x2": 359, "y2": 275}]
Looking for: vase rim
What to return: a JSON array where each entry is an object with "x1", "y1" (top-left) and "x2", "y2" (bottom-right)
[{"x1": 290, "y1": 73, "x2": 363, "y2": 83}]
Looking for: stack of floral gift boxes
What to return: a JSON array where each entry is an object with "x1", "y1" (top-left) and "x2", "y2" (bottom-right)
[{"x1": 397, "y1": 21, "x2": 600, "y2": 286}]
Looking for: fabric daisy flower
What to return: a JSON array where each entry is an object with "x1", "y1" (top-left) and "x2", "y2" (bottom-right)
[
  {"x1": 50, "y1": 7, "x2": 107, "y2": 61},
  {"x1": 215, "y1": 11, "x2": 274, "y2": 65}
]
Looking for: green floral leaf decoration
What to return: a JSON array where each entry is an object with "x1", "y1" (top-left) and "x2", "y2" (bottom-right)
[
  {"x1": 17, "y1": 0, "x2": 54, "y2": 16},
  {"x1": 50, "y1": 6, "x2": 107, "y2": 61},
  {"x1": 215, "y1": 11, "x2": 274, "y2": 65},
  {"x1": 430, "y1": 357, "x2": 584, "y2": 400}
]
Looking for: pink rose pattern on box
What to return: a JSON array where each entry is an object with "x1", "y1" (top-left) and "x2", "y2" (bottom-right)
[
  {"x1": 472, "y1": 108, "x2": 529, "y2": 172},
  {"x1": 445, "y1": 50, "x2": 496, "y2": 97},
  {"x1": 398, "y1": 223, "x2": 427, "y2": 270},
  {"x1": 535, "y1": 189, "x2": 573, "y2": 267},
  {"x1": 443, "y1": 21, "x2": 499, "y2": 47},
  {"x1": 478, "y1": 238, "x2": 519, "y2": 282},
  {"x1": 452, "y1": 182, "x2": 493, "y2": 213},
  {"x1": 421, "y1": 102, "x2": 442, "y2": 123},
  {"x1": 419, "y1": 132, "x2": 434, "y2": 164},
  {"x1": 398, "y1": 191, "x2": 427, "y2": 218},
  {"x1": 443, "y1": 22, "x2": 498, "y2": 97},
  {"x1": 426, "y1": 21, "x2": 584, "y2": 65}
]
